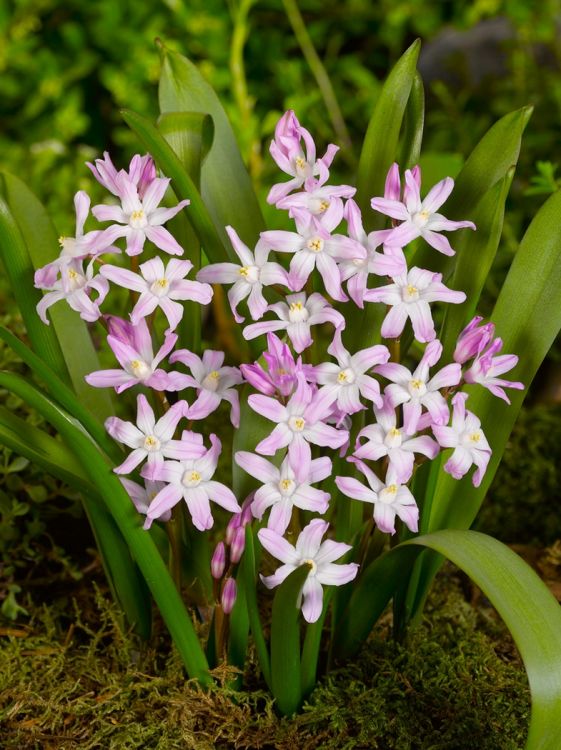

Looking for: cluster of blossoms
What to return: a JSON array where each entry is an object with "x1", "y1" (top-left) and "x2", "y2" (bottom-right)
[{"x1": 35, "y1": 112, "x2": 523, "y2": 623}]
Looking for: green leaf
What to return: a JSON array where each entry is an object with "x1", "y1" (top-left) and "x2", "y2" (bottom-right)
[
  {"x1": 1, "y1": 172, "x2": 115, "y2": 422},
  {"x1": 241, "y1": 525, "x2": 271, "y2": 689},
  {"x1": 228, "y1": 569, "x2": 250, "y2": 683},
  {"x1": 301, "y1": 587, "x2": 333, "y2": 699},
  {"x1": 0, "y1": 326, "x2": 121, "y2": 463},
  {"x1": 0, "y1": 371, "x2": 211, "y2": 683},
  {"x1": 355, "y1": 39, "x2": 420, "y2": 227},
  {"x1": 121, "y1": 108, "x2": 230, "y2": 264},
  {"x1": 399, "y1": 71, "x2": 425, "y2": 170},
  {"x1": 440, "y1": 171, "x2": 513, "y2": 361},
  {"x1": 408, "y1": 531, "x2": 561, "y2": 750},
  {"x1": 158, "y1": 44, "x2": 265, "y2": 247},
  {"x1": 270, "y1": 564, "x2": 310, "y2": 716}
]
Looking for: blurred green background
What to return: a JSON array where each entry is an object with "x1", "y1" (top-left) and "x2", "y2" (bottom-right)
[{"x1": 1, "y1": 0, "x2": 561, "y2": 604}]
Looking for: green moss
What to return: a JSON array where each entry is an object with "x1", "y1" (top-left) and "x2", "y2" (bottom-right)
[{"x1": 0, "y1": 571, "x2": 529, "y2": 749}]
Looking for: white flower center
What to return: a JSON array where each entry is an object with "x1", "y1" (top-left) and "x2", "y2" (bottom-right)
[
  {"x1": 202, "y1": 370, "x2": 221, "y2": 392},
  {"x1": 150, "y1": 277, "x2": 169, "y2": 297},
  {"x1": 384, "y1": 427, "x2": 402, "y2": 448},
  {"x1": 352, "y1": 257, "x2": 365, "y2": 267},
  {"x1": 288, "y1": 301, "x2": 309, "y2": 323},
  {"x1": 288, "y1": 415, "x2": 306, "y2": 432},
  {"x1": 308, "y1": 197, "x2": 330, "y2": 215},
  {"x1": 66, "y1": 267, "x2": 86, "y2": 291},
  {"x1": 143, "y1": 434, "x2": 161, "y2": 452},
  {"x1": 182, "y1": 470, "x2": 202, "y2": 488},
  {"x1": 402, "y1": 283, "x2": 420, "y2": 302},
  {"x1": 302, "y1": 557, "x2": 317, "y2": 575},
  {"x1": 129, "y1": 208, "x2": 148, "y2": 229},
  {"x1": 294, "y1": 156, "x2": 308, "y2": 176},
  {"x1": 337, "y1": 368, "x2": 356, "y2": 385},
  {"x1": 239, "y1": 265, "x2": 259, "y2": 283},
  {"x1": 306, "y1": 236, "x2": 324, "y2": 253},
  {"x1": 408, "y1": 378, "x2": 426, "y2": 398},
  {"x1": 127, "y1": 359, "x2": 151, "y2": 380},
  {"x1": 467, "y1": 431, "x2": 482, "y2": 444},
  {"x1": 59, "y1": 236, "x2": 78, "y2": 257},
  {"x1": 279, "y1": 478, "x2": 295, "y2": 497},
  {"x1": 412, "y1": 209, "x2": 431, "y2": 228},
  {"x1": 379, "y1": 484, "x2": 398, "y2": 504}
]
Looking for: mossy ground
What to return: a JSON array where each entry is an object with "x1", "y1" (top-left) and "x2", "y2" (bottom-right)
[{"x1": 0, "y1": 565, "x2": 529, "y2": 749}]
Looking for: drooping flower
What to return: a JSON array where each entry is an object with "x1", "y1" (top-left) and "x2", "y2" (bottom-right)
[
  {"x1": 267, "y1": 111, "x2": 339, "y2": 205},
  {"x1": 432, "y1": 392, "x2": 491, "y2": 486},
  {"x1": 143, "y1": 433, "x2": 241, "y2": 531},
  {"x1": 120, "y1": 477, "x2": 171, "y2": 522},
  {"x1": 260, "y1": 209, "x2": 365, "y2": 301},
  {"x1": 92, "y1": 172, "x2": 189, "y2": 257},
  {"x1": 196, "y1": 226, "x2": 289, "y2": 322},
  {"x1": 258, "y1": 519, "x2": 358, "y2": 623},
  {"x1": 376, "y1": 339, "x2": 461, "y2": 434},
  {"x1": 85, "y1": 318, "x2": 186, "y2": 393},
  {"x1": 463, "y1": 337, "x2": 524, "y2": 403},
  {"x1": 235, "y1": 452, "x2": 331, "y2": 534},
  {"x1": 453, "y1": 316, "x2": 495, "y2": 364},
  {"x1": 168, "y1": 349, "x2": 243, "y2": 427},
  {"x1": 105, "y1": 394, "x2": 204, "y2": 477},
  {"x1": 100, "y1": 257, "x2": 212, "y2": 332},
  {"x1": 371, "y1": 169, "x2": 475, "y2": 255},
  {"x1": 335, "y1": 459, "x2": 418, "y2": 535},
  {"x1": 243, "y1": 292, "x2": 345, "y2": 353},
  {"x1": 338, "y1": 199, "x2": 407, "y2": 308},
  {"x1": 276, "y1": 182, "x2": 355, "y2": 228},
  {"x1": 35, "y1": 258, "x2": 109, "y2": 325},
  {"x1": 363, "y1": 266, "x2": 466, "y2": 343},
  {"x1": 312, "y1": 329, "x2": 390, "y2": 414},
  {"x1": 240, "y1": 332, "x2": 313, "y2": 397},
  {"x1": 354, "y1": 400, "x2": 439, "y2": 483},
  {"x1": 248, "y1": 375, "x2": 348, "y2": 480}
]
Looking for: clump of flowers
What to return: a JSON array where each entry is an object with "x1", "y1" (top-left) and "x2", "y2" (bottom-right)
[{"x1": 34, "y1": 116, "x2": 523, "y2": 628}]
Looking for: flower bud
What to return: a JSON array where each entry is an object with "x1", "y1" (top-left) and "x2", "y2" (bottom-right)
[
  {"x1": 221, "y1": 577, "x2": 237, "y2": 614},
  {"x1": 384, "y1": 162, "x2": 401, "y2": 201},
  {"x1": 229, "y1": 526, "x2": 246, "y2": 564},
  {"x1": 225, "y1": 512, "x2": 241, "y2": 545},
  {"x1": 453, "y1": 317, "x2": 494, "y2": 364},
  {"x1": 211, "y1": 542, "x2": 226, "y2": 579}
]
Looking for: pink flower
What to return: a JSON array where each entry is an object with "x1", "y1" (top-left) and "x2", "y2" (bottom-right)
[
  {"x1": 464, "y1": 337, "x2": 524, "y2": 403},
  {"x1": 87, "y1": 152, "x2": 156, "y2": 199},
  {"x1": 240, "y1": 332, "x2": 313, "y2": 397},
  {"x1": 432, "y1": 392, "x2": 491, "y2": 487},
  {"x1": 376, "y1": 339, "x2": 461, "y2": 434},
  {"x1": 371, "y1": 168, "x2": 475, "y2": 255},
  {"x1": 120, "y1": 477, "x2": 171, "y2": 523},
  {"x1": 258, "y1": 519, "x2": 358, "y2": 623},
  {"x1": 101, "y1": 257, "x2": 212, "y2": 332},
  {"x1": 248, "y1": 375, "x2": 348, "y2": 480},
  {"x1": 267, "y1": 111, "x2": 339, "y2": 205},
  {"x1": 243, "y1": 292, "x2": 345, "y2": 354},
  {"x1": 235, "y1": 452, "x2": 331, "y2": 534},
  {"x1": 338, "y1": 199, "x2": 407, "y2": 308},
  {"x1": 196, "y1": 226, "x2": 288, "y2": 323},
  {"x1": 105, "y1": 394, "x2": 204, "y2": 477},
  {"x1": 453, "y1": 316, "x2": 495, "y2": 364},
  {"x1": 364, "y1": 266, "x2": 466, "y2": 343},
  {"x1": 85, "y1": 318, "x2": 186, "y2": 393},
  {"x1": 92, "y1": 172, "x2": 189, "y2": 257},
  {"x1": 35, "y1": 258, "x2": 109, "y2": 325},
  {"x1": 354, "y1": 400, "x2": 439, "y2": 483},
  {"x1": 335, "y1": 459, "x2": 418, "y2": 535},
  {"x1": 169, "y1": 349, "x2": 243, "y2": 427},
  {"x1": 312, "y1": 329, "x2": 390, "y2": 414},
  {"x1": 276, "y1": 183, "x2": 355, "y2": 228},
  {"x1": 144, "y1": 434, "x2": 241, "y2": 531},
  {"x1": 261, "y1": 209, "x2": 365, "y2": 301}
]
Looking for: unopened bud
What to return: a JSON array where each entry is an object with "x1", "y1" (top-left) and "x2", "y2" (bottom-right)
[
  {"x1": 229, "y1": 526, "x2": 246, "y2": 564},
  {"x1": 221, "y1": 578, "x2": 237, "y2": 614},
  {"x1": 211, "y1": 542, "x2": 226, "y2": 579},
  {"x1": 454, "y1": 317, "x2": 494, "y2": 364},
  {"x1": 225, "y1": 513, "x2": 241, "y2": 545}
]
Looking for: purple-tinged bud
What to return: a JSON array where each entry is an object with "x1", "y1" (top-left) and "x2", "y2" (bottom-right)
[
  {"x1": 411, "y1": 164, "x2": 421, "y2": 188},
  {"x1": 225, "y1": 512, "x2": 241, "y2": 545},
  {"x1": 221, "y1": 578, "x2": 237, "y2": 614},
  {"x1": 137, "y1": 156, "x2": 157, "y2": 198},
  {"x1": 230, "y1": 527, "x2": 246, "y2": 564},
  {"x1": 384, "y1": 163, "x2": 401, "y2": 201},
  {"x1": 211, "y1": 542, "x2": 226, "y2": 579},
  {"x1": 240, "y1": 363, "x2": 277, "y2": 396},
  {"x1": 453, "y1": 317, "x2": 495, "y2": 364}
]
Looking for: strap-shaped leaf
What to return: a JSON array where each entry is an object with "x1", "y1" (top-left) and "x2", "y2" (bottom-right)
[
  {"x1": 270, "y1": 565, "x2": 310, "y2": 715},
  {"x1": 121, "y1": 108, "x2": 230, "y2": 264},
  {"x1": 158, "y1": 43, "x2": 265, "y2": 247},
  {"x1": 241, "y1": 526, "x2": 271, "y2": 689},
  {"x1": 228, "y1": 569, "x2": 250, "y2": 684},
  {"x1": 1, "y1": 172, "x2": 114, "y2": 422},
  {"x1": 399, "y1": 71, "x2": 425, "y2": 170},
  {"x1": 0, "y1": 326, "x2": 121, "y2": 462},
  {"x1": 355, "y1": 39, "x2": 420, "y2": 227},
  {"x1": 0, "y1": 371, "x2": 211, "y2": 683},
  {"x1": 300, "y1": 587, "x2": 333, "y2": 699}
]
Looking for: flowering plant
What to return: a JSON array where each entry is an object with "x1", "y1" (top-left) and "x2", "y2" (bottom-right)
[{"x1": 2, "y1": 41, "x2": 561, "y2": 746}]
